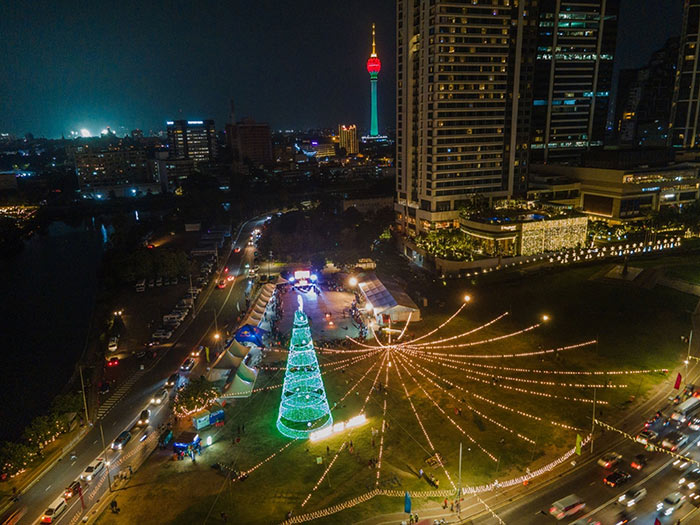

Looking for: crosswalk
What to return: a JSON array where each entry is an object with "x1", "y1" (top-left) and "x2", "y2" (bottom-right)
[{"x1": 96, "y1": 370, "x2": 145, "y2": 419}]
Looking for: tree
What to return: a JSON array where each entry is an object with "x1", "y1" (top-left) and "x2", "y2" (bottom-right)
[{"x1": 173, "y1": 377, "x2": 218, "y2": 417}]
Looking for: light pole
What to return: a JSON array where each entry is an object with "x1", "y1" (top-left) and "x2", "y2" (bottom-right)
[
  {"x1": 457, "y1": 441, "x2": 462, "y2": 516},
  {"x1": 189, "y1": 273, "x2": 196, "y2": 319},
  {"x1": 99, "y1": 423, "x2": 113, "y2": 492},
  {"x1": 591, "y1": 387, "x2": 597, "y2": 454},
  {"x1": 79, "y1": 365, "x2": 90, "y2": 425}
]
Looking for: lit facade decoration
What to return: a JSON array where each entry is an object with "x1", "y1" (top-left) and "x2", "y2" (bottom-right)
[
  {"x1": 459, "y1": 204, "x2": 588, "y2": 257},
  {"x1": 276, "y1": 297, "x2": 333, "y2": 439}
]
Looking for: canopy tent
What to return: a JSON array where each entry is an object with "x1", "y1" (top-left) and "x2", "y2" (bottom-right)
[
  {"x1": 357, "y1": 273, "x2": 421, "y2": 325},
  {"x1": 234, "y1": 324, "x2": 266, "y2": 346}
]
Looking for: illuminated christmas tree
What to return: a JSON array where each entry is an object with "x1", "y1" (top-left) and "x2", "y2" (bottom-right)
[{"x1": 276, "y1": 296, "x2": 333, "y2": 439}]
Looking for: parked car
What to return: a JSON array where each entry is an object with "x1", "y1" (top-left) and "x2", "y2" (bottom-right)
[
  {"x1": 181, "y1": 357, "x2": 195, "y2": 371},
  {"x1": 597, "y1": 452, "x2": 622, "y2": 469},
  {"x1": 98, "y1": 382, "x2": 111, "y2": 395},
  {"x1": 111, "y1": 430, "x2": 131, "y2": 450},
  {"x1": 80, "y1": 458, "x2": 105, "y2": 481},
  {"x1": 151, "y1": 388, "x2": 169, "y2": 405},
  {"x1": 618, "y1": 487, "x2": 647, "y2": 507}
]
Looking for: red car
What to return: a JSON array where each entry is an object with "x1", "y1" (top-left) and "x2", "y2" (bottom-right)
[
  {"x1": 234, "y1": 247, "x2": 241, "y2": 253},
  {"x1": 217, "y1": 279, "x2": 227, "y2": 289},
  {"x1": 107, "y1": 357, "x2": 119, "y2": 367}
]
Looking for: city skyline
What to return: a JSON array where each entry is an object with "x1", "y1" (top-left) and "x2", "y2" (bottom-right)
[{"x1": 0, "y1": 0, "x2": 682, "y2": 139}]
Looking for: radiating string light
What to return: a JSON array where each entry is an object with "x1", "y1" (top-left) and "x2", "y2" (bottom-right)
[
  {"x1": 375, "y1": 359, "x2": 391, "y2": 488},
  {"x1": 408, "y1": 312, "x2": 509, "y2": 347},
  {"x1": 408, "y1": 356, "x2": 584, "y2": 431},
  {"x1": 336, "y1": 358, "x2": 382, "y2": 405},
  {"x1": 394, "y1": 360, "x2": 458, "y2": 487},
  {"x1": 396, "y1": 357, "x2": 499, "y2": 460},
  {"x1": 397, "y1": 312, "x2": 413, "y2": 341},
  {"x1": 408, "y1": 351, "x2": 607, "y2": 405},
  {"x1": 403, "y1": 322, "x2": 541, "y2": 350},
  {"x1": 240, "y1": 441, "x2": 295, "y2": 477},
  {"x1": 448, "y1": 360, "x2": 669, "y2": 376},
  {"x1": 400, "y1": 340, "x2": 597, "y2": 359},
  {"x1": 361, "y1": 353, "x2": 388, "y2": 413},
  {"x1": 405, "y1": 351, "x2": 627, "y2": 388},
  {"x1": 399, "y1": 355, "x2": 535, "y2": 443}
]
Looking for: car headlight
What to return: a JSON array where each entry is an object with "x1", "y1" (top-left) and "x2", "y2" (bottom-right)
[
  {"x1": 665, "y1": 508, "x2": 673, "y2": 515},
  {"x1": 618, "y1": 495, "x2": 626, "y2": 502},
  {"x1": 150, "y1": 398, "x2": 155, "y2": 403},
  {"x1": 627, "y1": 501, "x2": 634, "y2": 507},
  {"x1": 690, "y1": 482, "x2": 696, "y2": 489},
  {"x1": 657, "y1": 503, "x2": 663, "y2": 510},
  {"x1": 680, "y1": 478, "x2": 686, "y2": 484}
]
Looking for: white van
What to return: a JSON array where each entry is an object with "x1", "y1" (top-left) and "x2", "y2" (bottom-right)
[
  {"x1": 41, "y1": 496, "x2": 67, "y2": 523},
  {"x1": 672, "y1": 397, "x2": 700, "y2": 423},
  {"x1": 549, "y1": 494, "x2": 585, "y2": 520}
]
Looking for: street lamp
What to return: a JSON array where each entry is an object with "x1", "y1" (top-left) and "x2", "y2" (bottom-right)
[
  {"x1": 542, "y1": 314, "x2": 550, "y2": 322},
  {"x1": 349, "y1": 276, "x2": 358, "y2": 287},
  {"x1": 463, "y1": 294, "x2": 471, "y2": 303}
]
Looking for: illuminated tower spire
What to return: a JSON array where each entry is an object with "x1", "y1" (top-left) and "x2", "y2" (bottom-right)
[{"x1": 366, "y1": 23, "x2": 381, "y2": 137}]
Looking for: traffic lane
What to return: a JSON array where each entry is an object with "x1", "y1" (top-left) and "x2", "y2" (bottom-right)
[
  {"x1": 53, "y1": 401, "x2": 171, "y2": 525},
  {"x1": 485, "y1": 436, "x2": 690, "y2": 523},
  {"x1": 17, "y1": 219, "x2": 260, "y2": 523}
]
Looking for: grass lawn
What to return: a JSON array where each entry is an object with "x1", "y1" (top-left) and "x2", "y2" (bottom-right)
[{"x1": 96, "y1": 262, "x2": 697, "y2": 525}]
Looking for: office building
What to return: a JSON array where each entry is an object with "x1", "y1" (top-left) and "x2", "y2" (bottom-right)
[
  {"x1": 227, "y1": 118, "x2": 273, "y2": 164},
  {"x1": 338, "y1": 125, "x2": 359, "y2": 155},
  {"x1": 166, "y1": 119, "x2": 217, "y2": 164},
  {"x1": 615, "y1": 38, "x2": 678, "y2": 147},
  {"x1": 395, "y1": 0, "x2": 538, "y2": 234},
  {"x1": 530, "y1": 0, "x2": 620, "y2": 164},
  {"x1": 670, "y1": 0, "x2": 700, "y2": 148}
]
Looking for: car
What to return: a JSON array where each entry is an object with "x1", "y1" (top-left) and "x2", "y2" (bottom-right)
[
  {"x1": 217, "y1": 279, "x2": 227, "y2": 289},
  {"x1": 657, "y1": 491, "x2": 686, "y2": 516},
  {"x1": 678, "y1": 467, "x2": 700, "y2": 490},
  {"x1": 152, "y1": 330, "x2": 173, "y2": 340},
  {"x1": 107, "y1": 357, "x2": 119, "y2": 367},
  {"x1": 645, "y1": 411, "x2": 663, "y2": 428},
  {"x1": 604, "y1": 470, "x2": 631, "y2": 488},
  {"x1": 234, "y1": 247, "x2": 241, "y2": 253},
  {"x1": 635, "y1": 429, "x2": 657, "y2": 445},
  {"x1": 181, "y1": 357, "x2": 195, "y2": 371},
  {"x1": 111, "y1": 430, "x2": 131, "y2": 450},
  {"x1": 549, "y1": 494, "x2": 585, "y2": 520},
  {"x1": 137, "y1": 409, "x2": 150, "y2": 426},
  {"x1": 597, "y1": 452, "x2": 622, "y2": 469},
  {"x1": 165, "y1": 373, "x2": 179, "y2": 388},
  {"x1": 630, "y1": 454, "x2": 647, "y2": 470},
  {"x1": 98, "y1": 382, "x2": 111, "y2": 395},
  {"x1": 191, "y1": 346, "x2": 203, "y2": 357},
  {"x1": 662, "y1": 431, "x2": 689, "y2": 451},
  {"x1": 689, "y1": 416, "x2": 700, "y2": 430},
  {"x1": 40, "y1": 496, "x2": 67, "y2": 523},
  {"x1": 618, "y1": 487, "x2": 647, "y2": 507},
  {"x1": 151, "y1": 387, "x2": 169, "y2": 405},
  {"x1": 156, "y1": 277, "x2": 163, "y2": 286},
  {"x1": 80, "y1": 458, "x2": 105, "y2": 481},
  {"x1": 64, "y1": 480, "x2": 81, "y2": 499},
  {"x1": 108, "y1": 336, "x2": 119, "y2": 352},
  {"x1": 673, "y1": 457, "x2": 692, "y2": 470}
]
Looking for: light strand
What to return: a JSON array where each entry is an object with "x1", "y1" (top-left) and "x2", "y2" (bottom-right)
[
  {"x1": 409, "y1": 312, "x2": 509, "y2": 347},
  {"x1": 398, "y1": 340, "x2": 597, "y2": 360},
  {"x1": 300, "y1": 442, "x2": 347, "y2": 508},
  {"x1": 402, "y1": 322, "x2": 541, "y2": 350}
]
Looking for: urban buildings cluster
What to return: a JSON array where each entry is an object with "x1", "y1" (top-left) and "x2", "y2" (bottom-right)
[{"x1": 393, "y1": 0, "x2": 700, "y2": 248}]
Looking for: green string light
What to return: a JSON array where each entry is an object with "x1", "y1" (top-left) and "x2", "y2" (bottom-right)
[{"x1": 277, "y1": 307, "x2": 333, "y2": 439}]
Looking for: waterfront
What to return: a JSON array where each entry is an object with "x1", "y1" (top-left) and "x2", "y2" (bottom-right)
[{"x1": 0, "y1": 220, "x2": 104, "y2": 441}]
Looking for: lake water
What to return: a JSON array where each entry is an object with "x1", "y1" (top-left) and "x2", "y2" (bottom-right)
[{"x1": 0, "y1": 220, "x2": 104, "y2": 442}]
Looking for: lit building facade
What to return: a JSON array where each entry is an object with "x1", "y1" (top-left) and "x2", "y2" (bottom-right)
[
  {"x1": 74, "y1": 145, "x2": 156, "y2": 197},
  {"x1": 459, "y1": 205, "x2": 588, "y2": 256},
  {"x1": 395, "y1": 0, "x2": 538, "y2": 234},
  {"x1": 670, "y1": 0, "x2": 700, "y2": 148},
  {"x1": 338, "y1": 125, "x2": 359, "y2": 155},
  {"x1": 530, "y1": 0, "x2": 619, "y2": 163},
  {"x1": 166, "y1": 119, "x2": 217, "y2": 164}
]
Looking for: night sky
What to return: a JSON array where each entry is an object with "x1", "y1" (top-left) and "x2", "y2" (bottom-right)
[{"x1": 0, "y1": 1, "x2": 683, "y2": 138}]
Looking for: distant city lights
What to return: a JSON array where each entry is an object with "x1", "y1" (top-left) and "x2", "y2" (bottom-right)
[{"x1": 80, "y1": 128, "x2": 91, "y2": 138}]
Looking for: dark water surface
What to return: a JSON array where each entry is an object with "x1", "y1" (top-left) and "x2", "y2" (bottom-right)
[{"x1": 0, "y1": 221, "x2": 104, "y2": 441}]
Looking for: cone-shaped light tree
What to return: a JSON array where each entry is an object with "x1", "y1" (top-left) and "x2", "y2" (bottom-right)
[{"x1": 276, "y1": 296, "x2": 333, "y2": 439}]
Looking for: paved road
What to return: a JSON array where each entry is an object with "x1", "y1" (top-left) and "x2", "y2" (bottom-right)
[
  {"x1": 13, "y1": 218, "x2": 265, "y2": 524},
  {"x1": 467, "y1": 362, "x2": 700, "y2": 525}
]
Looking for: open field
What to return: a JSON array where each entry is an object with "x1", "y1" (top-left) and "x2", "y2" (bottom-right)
[{"x1": 96, "y1": 263, "x2": 697, "y2": 525}]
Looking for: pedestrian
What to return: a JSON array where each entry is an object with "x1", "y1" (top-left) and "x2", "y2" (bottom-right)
[
  {"x1": 327, "y1": 445, "x2": 330, "y2": 455},
  {"x1": 409, "y1": 515, "x2": 414, "y2": 525},
  {"x1": 128, "y1": 466, "x2": 133, "y2": 476},
  {"x1": 450, "y1": 502, "x2": 454, "y2": 512},
  {"x1": 414, "y1": 513, "x2": 419, "y2": 523},
  {"x1": 220, "y1": 511, "x2": 228, "y2": 523},
  {"x1": 443, "y1": 498, "x2": 448, "y2": 509},
  {"x1": 418, "y1": 468, "x2": 424, "y2": 478}
]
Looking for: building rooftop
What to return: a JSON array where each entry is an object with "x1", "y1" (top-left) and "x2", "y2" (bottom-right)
[{"x1": 462, "y1": 203, "x2": 583, "y2": 225}]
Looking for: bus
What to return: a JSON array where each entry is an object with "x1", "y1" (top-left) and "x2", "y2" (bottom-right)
[{"x1": 671, "y1": 396, "x2": 700, "y2": 423}]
